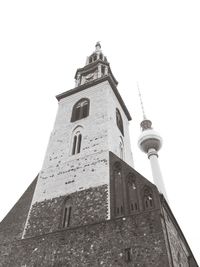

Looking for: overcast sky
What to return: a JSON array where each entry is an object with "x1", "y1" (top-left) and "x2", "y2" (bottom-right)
[{"x1": 0, "y1": 0, "x2": 199, "y2": 263}]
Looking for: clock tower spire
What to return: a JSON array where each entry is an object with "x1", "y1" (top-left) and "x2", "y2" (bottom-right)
[{"x1": 75, "y1": 42, "x2": 118, "y2": 87}]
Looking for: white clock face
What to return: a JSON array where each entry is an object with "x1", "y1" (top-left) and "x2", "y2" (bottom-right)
[{"x1": 85, "y1": 73, "x2": 94, "y2": 80}]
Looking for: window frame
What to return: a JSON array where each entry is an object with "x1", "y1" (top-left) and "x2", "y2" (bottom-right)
[{"x1": 71, "y1": 98, "x2": 90, "y2": 122}]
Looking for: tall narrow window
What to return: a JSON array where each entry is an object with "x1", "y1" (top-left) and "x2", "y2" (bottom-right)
[
  {"x1": 77, "y1": 134, "x2": 82, "y2": 154},
  {"x1": 113, "y1": 162, "x2": 124, "y2": 218},
  {"x1": 62, "y1": 206, "x2": 71, "y2": 228},
  {"x1": 72, "y1": 135, "x2": 77, "y2": 155},
  {"x1": 71, "y1": 98, "x2": 90, "y2": 122},
  {"x1": 62, "y1": 197, "x2": 72, "y2": 228},
  {"x1": 143, "y1": 186, "x2": 154, "y2": 210},
  {"x1": 124, "y1": 248, "x2": 132, "y2": 263},
  {"x1": 72, "y1": 132, "x2": 82, "y2": 155},
  {"x1": 71, "y1": 126, "x2": 83, "y2": 155},
  {"x1": 116, "y1": 108, "x2": 124, "y2": 136},
  {"x1": 126, "y1": 174, "x2": 139, "y2": 214}
]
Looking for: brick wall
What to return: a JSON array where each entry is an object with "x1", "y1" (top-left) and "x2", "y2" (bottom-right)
[
  {"x1": 24, "y1": 185, "x2": 108, "y2": 238},
  {"x1": 0, "y1": 211, "x2": 170, "y2": 267},
  {"x1": 163, "y1": 207, "x2": 190, "y2": 267}
]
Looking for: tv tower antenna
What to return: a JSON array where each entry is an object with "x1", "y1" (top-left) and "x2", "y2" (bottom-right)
[{"x1": 137, "y1": 82, "x2": 146, "y2": 120}]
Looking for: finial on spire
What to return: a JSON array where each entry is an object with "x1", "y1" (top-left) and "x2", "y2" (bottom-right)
[
  {"x1": 137, "y1": 82, "x2": 146, "y2": 120},
  {"x1": 95, "y1": 41, "x2": 101, "y2": 51}
]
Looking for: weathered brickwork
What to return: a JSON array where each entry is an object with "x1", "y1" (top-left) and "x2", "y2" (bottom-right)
[
  {"x1": 158, "y1": 197, "x2": 198, "y2": 267},
  {"x1": 109, "y1": 152, "x2": 161, "y2": 217},
  {"x1": 24, "y1": 185, "x2": 108, "y2": 238},
  {"x1": 0, "y1": 177, "x2": 37, "y2": 244},
  {"x1": 0, "y1": 211, "x2": 170, "y2": 267},
  {"x1": 162, "y1": 206, "x2": 192, "y2": 267}
]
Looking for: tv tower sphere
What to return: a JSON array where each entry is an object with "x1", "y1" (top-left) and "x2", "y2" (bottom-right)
[{"x1": 138, "y1": 119, "x2": 163, "y2": 156}]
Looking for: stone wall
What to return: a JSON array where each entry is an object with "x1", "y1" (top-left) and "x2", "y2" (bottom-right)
[
  {"x1": 162, "y1": 207, "x2": 190, "y2": 267},
  {"x1": 24, "y1": 185, "x2": 108, "y2": 238},
  {"x1": 0, "y1": 211, "x2": 170, "y2": 267},
  {"x1": 161, "y1": 201, "x2": 198, "y2": 267}
]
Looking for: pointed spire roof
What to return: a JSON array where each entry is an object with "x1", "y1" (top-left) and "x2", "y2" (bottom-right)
[{"x1": 95, "y1": 41, "x2": 101, "y2": 51}]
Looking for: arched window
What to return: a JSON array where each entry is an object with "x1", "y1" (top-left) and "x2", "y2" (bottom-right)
[
  {"x1": 143, "y1": 186, "x2": 154, "y2": 210},
  {"x1": 71, "y1": 126, "x2": 83, "y2": 155},
  {"x1": 113, "y1": 162, "x2": 124, "y2": 217},
  {"x1": 126, "y1": 174, "x2": 138, "y2": 214},
  {"x1": 116, "y1": 108, "x2": 124, "y2": 136},
  {"x1": 62, "y1": 197, "x2": 72, "y2": 228},
  {"x1": 71, "y1": 98, "x2": 90, "y2": 122}
]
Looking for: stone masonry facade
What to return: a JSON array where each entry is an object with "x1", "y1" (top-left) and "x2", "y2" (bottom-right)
[
  {"x1": 0, "y1": 212, "x2": 170, "y2": 267},
  {"x1": 24, "y1": 184, "x2": 108, "y2": 238}
]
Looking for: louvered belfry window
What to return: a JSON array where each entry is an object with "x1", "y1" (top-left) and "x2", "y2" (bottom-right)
[{"x1": 71, "y1": 98, "x2": 90, "y2": 122}]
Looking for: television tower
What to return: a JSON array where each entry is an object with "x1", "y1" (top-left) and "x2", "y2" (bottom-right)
[{"x1": 137, "y1": 86, "x2": 168, "y2": 201}]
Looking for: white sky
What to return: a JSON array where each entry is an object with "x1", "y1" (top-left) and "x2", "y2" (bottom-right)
[{"x1": 0, "y1": 0, "x2": 199, "y2": 263}]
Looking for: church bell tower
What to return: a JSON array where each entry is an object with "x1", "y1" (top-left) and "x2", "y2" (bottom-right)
[
  {"x1": 0, "y1": 43, "x2": 198, "y2": 267},
  {"x1": 22, "y1": 42, "x2": 134, "y2": 238}
]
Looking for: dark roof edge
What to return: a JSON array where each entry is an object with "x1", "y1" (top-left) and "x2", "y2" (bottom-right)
[
  {"x1": 56, "y1": 76, "x2": 132, "y2": 121},
  {"x1": 160, "y1": 195, "x2": 198, "y2": 265}
]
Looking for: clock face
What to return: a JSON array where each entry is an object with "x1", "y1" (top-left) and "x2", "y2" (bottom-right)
[{"x1": 85, "y1": 73, "x2": 94, "y2": 80}]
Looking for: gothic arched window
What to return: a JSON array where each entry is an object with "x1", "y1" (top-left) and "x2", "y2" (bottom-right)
[
  {"x1": 126, "y1": 174, "x2": 138, "y2": 214},
  {"x1": 113, "y1": 162, "x2": 124, "y2": 218},
  {"x1": 143, "y1": 186, "x2": 154, "y2": 210},
  {"x1": 62, "y1": 197, "x2": 72, "y2": 228},
  {"x1": 116, "y1": 108, "x2": 124, "y2": 136},
  {"x1": 71, "y1": 98, "x2": 90, "y2": 122},
  {"x1": 71, "y1": 126, "x2": 83, "y2": 155}
]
